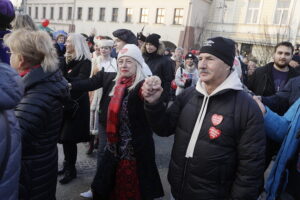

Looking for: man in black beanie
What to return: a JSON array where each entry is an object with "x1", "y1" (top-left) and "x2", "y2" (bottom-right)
[
  {"x1": 142, "y1": 33, "x2": 174, "y2": 103},
  {"x1": 142, "y1": 36, "x2": 265, "y2": 200}
]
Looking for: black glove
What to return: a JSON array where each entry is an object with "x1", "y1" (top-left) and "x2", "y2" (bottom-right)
[{"x1": 184, "y1": 79, "x2": 192, "y2": 88}]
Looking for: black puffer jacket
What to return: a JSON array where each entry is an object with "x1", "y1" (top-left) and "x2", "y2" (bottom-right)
[
  {"x1": 60, "y1": 58, "x2": 91, "y2": 143},
  {"x1": 145, "y1": 72, "x2": 265, "y2": 200},
  {"x1": 247, "y1": 62, "x2": 299, "y2": 96},
  {"x1": 16, "y1": 67, "x2": 68, "y2": 200}
]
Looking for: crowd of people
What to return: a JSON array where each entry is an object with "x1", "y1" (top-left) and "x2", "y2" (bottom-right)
[{"x1": 2, "y1": 0, "x2": 300, "y2": 199}]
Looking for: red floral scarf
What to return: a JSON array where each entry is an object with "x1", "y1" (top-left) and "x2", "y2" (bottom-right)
[{"x1": 106, "y1": 76, "x2": 135, "y2": 145}]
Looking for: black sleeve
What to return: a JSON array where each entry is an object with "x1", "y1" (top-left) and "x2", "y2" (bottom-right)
[
  {"x1": 246, "y1": 70, "x2": 256, "y2": 92},
  {"x1": 161, "y1": 58, "x2": 174, "y2": 102},
  {"x1": 262, "y1": 79, "x2": 292, "y2": 115},
  {"x1": 144, "y1": 89, "x2": 192, "y2": 137},
  {"x1": 230, "y1": 93, "x2": 265, "y2": 199},
  {"x1": 71, "y1": 69, "x2": 104, "y2": 91}
]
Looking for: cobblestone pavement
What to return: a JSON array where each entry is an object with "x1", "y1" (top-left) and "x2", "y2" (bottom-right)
[{"x1": 56, "y1": 134, "x2": 174, "y2": 200}]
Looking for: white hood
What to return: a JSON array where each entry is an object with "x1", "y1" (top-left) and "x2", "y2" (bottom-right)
[{"x1": 185, "y1": 69, "x2": 243, "y2": 158}]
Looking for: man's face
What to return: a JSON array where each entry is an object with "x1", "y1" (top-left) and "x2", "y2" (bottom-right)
[
  {"x1": 198, "y1": 53, "x2": 230, "y2": 86},
  {"x1": 274, "y1": 45, "x2": 293, "y2": 68},
  {"x1": 175, "y1": 49, "x2": 183, "y2": 60},
  {"x1": 247, "y1": 61, "x2": 257, "y2": 75},
  {"x1": 145, "y1": 43, "x2": 157, "y2": 54},
  {"x1": 114, "y1": 38, "x2": 126, "y2": 53}
]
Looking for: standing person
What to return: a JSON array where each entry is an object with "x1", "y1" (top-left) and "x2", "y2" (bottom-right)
[
  {"x1": 11, "y1": 14, "x2": 38, "y2": 31},
  {"x1": 142, "y1": 37, "x2": 265, "y2": 200},
  {"x1": 113, "y1": 28, "x2": 152, "y2": 76},
  {"x1": 0, "y1": 61, "x2": 23, "y2": 200},
  {"x1": 0, "y1": 0, "x2": 15, "y2": 65},
  {"x1": 54, "y1": 33, "x2": 67, "y2": 58},
  {"x1": 171, "y1": 47, "x2": 184, "y2": 72},
  {"x1": 247, "y1": 41, "x2": 299, "y2": 96},
  {"x1": 4, "y1": 29, "x2": 68, "y2": 200},
  {"x1": 142, "y1": 33, "x2": 173, "y2": 103},
  {"x1": 175, "y1": 52, "x2": 199, "y2": 96},
  {"x1": 247, "y1": 58, "x2": 258, "y2": 76},
  {"x1": 254, "y1": 97, "x2": 300, "y2": 200},
  {"x1": 80, "y1": 38, "x2": 117, "y2": 198},
  {"x1": 70, "y1": 44, "x2": 164, "y2": 200},
  {"x1": 247, "y1": 41, "x2": 299, "y2": 167},
  {"x1": 59, "y1": 33, "x2": 92, "y2": 184}
]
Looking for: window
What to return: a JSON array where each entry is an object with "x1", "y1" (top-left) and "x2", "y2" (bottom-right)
[
  {"x1": 274, "y1": 0, "x2": 291, "y2": 25},
  {"x1": 50, "y1": 7, "x2": 54, "y2": 20},
  {"x1": 140, "y1": 8, "x2": 149, "y2": 23},
  {"x1": 125, "y1": 8, "x2": 133, "y2": 22},
  {"x1": 156, "y1": 8, "x2": 165, "y2": 24},
  {"x1": 59, "y1": 7, "x2": 63, "y2": 20},
  {"x1": 173, "y1": 8, "x2": 184, "y2": 25},
  {"x1": 68, "y1": 7, "x2": 72, "y2": 20},
  {"x1": 77, "y1": 7, "x2": 82, "y2": 20},
  {"x1": 28, "y1": 7, "x2": 32, "y2": 17},
  {"x1": 112, "y1": 8, "x2": 118, "y2": 22},
  {"x1": 245, "y1": 0, "x2": 261, "y2": 24},
  {"x1": 35, "y1": 7, "x2": 38, "y2": 19},
  {"x1": 99, "y1": 8, "x2": 105, "y2": 21},
  {"x1": 42, "y1": 7, "x2": 46, "y2": 18},
  {"x1": 88, "y1": 7, "x2": 93, "y2": 20}
]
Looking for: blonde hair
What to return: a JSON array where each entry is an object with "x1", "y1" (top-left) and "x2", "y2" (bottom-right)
[
  {"x1": 4, "y1": 29, "x2": 58, "y2": 72},
  {"x1": 109, "y1": 60, "x2": 146, "y2": 96},
  {"x1": 11, "y1": 14, "x2": 38, "y2": 31},
  {"x1": 67, "y1": 33, "x2": 91, "y2": 61}
]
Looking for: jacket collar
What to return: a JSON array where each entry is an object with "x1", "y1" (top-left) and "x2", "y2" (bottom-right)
[
  {"x1": 195, "y1": 69, "x2": 243, "y2": 97},
  {"x1": 22, "y1": 67, "x2": 56, "y2": 89}
]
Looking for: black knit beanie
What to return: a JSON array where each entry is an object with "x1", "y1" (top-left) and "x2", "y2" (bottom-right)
[
  {"x1": 200, "y1": 37, "x2": 235, "y2": 67},
  {"x1": 145, "y1": 33, "x2": 161, "y2": 49}
]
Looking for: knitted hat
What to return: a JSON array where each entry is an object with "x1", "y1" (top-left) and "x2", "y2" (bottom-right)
[
  {"x1": 96, "y1": 39, "x2": 114, "y2": 47},
  {"x1": 137, "y1": 32, "x2": 146, "y2": 42},
  {"x1": 0, "y1": 0, "x2": 15, "y2": 29},
  {"x1": 112, "y1": 29, "x2": 137, "y2": 45},
  {"x1": 200, "y1": 37, "x2": 235, "y2": 67},
  {"x1": 117, "y1": 44, "x2": 144, "y2": 67},
  {"x1": 185, "y1": 52, "x2": 196, "y2": 60},
  {"x1": 145, "y1": 33, "x2": 161, "y2": 48}
]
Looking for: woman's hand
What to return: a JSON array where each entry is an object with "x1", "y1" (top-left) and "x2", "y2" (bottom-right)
[
  {"x1": 142, "y1": 76, "x2": 163, "y2": 104},
  {"x1": 253, "y1": 96, "x2": 266, "y2": 115}
]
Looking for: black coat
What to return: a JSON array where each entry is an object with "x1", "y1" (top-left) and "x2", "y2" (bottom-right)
[
  {"x1": 262, "y1": 76, "x2": 300, "y2": 115},
  {"x1": 247, "y1": 62, "x2": 299, "y2": 96},
  {"x1": 145, "y1": 87, "x2": 265, "y2": 200},
  {"x1": 15, "y1": 67, "x2": 68, "y2": 200},
  {"x1": 72, "y1": 75, "x2": 164, "y2": 199},
  {"x1": 60, "y1": 59, "x2": 91, "y2": 143},
  {"x1": 71, "y1": 68, "x2": 117, "y2": 126},
  {"x1": 143, "y1": 53, "x2": 174, "y2": 102}
]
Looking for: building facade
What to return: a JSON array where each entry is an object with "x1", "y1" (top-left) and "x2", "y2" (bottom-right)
[
  {"x1": 24, "y1": 0, "x2": 300, "y2": 62},
  {"x1": 25, "y1": 0, "x2": 211, "y2": 50}
]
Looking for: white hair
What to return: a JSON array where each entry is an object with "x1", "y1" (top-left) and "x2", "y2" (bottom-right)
[
  {"x1": 68, "y1": 33, "x2": 91, "y2": 61},
  {"x1": 109, "y1": 60, "x2": 147, "y2": 96}
]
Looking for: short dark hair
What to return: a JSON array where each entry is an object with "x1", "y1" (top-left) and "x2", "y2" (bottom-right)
[{"x1": 274, "y1": 41, "x2": 294, "y2": 54}]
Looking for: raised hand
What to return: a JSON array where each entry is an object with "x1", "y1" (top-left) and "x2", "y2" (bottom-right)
[{"x1": 142, "y1": 76, "x2": 163, "y2": 104}]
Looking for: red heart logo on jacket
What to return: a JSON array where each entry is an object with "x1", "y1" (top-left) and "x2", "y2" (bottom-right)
[{"x1": 211, "y1": 114, "x2": 223, "y2": 126}]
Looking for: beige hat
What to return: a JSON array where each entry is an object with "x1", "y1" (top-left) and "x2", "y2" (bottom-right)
[{"x1": 95, "y1": 39, "x2": 114, "y2": 47}]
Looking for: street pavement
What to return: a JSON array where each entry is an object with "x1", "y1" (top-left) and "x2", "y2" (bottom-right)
[{"x1": 56, "y1": 134, "x2": 174, "y2": 200}]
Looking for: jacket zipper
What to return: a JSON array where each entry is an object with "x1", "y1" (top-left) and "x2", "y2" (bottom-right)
[{"x1": 178, "y1": 158, "x2": 190, "y2": 200}]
